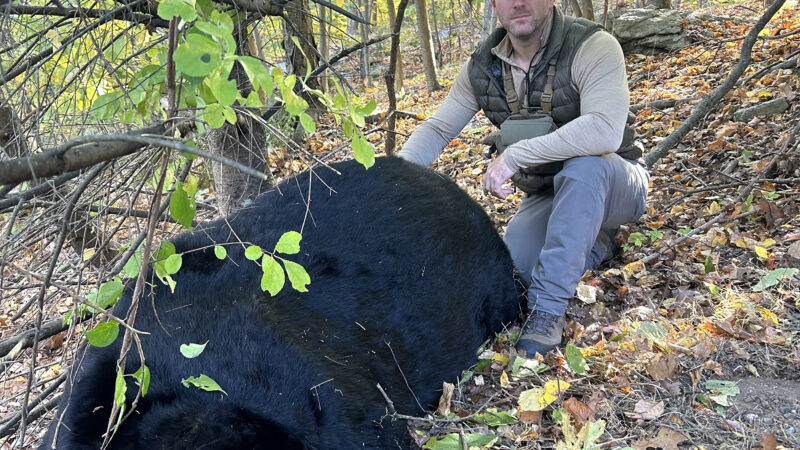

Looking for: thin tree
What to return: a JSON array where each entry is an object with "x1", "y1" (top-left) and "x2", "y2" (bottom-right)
[{"x1": 416, "y1": 0, "x2": 442, "y2": 91}]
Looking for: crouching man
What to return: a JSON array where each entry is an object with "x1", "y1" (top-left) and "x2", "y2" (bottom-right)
[{"x1": 398, "y1": 0, "x2": 649, "y2": 355}]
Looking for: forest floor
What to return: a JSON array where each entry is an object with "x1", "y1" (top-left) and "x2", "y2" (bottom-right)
[
  {"x1": 1, "y1": 1, "x2": 799, "y2": 449},
  {"x1": 301, "y1": 2, "x2": 800, "y2": 448}
]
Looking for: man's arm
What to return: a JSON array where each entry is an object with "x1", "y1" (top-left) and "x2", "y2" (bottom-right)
[
  {"x1": 397, "y1": 62, "x2": 480, "y2": 167},
  {"x1": 500, "y1": 31, "x2": 629, "y2": 171}
]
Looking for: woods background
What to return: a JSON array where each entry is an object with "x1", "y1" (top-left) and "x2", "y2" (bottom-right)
[{"x1": 0, "y1": 0, "x2": 798, "y2": 447}]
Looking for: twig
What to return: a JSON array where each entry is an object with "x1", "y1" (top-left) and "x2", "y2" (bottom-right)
[
  {"x1": 642, "y1": 121, "x2": 799, "y2": 264},
  {"x1": 644, "y1": 0, "x2": 787, "y2": 168}
]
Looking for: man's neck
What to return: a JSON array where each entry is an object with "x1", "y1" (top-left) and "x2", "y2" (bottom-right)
[{"x1": 507, "y1": 12, "x2": 552, "y2": 69}]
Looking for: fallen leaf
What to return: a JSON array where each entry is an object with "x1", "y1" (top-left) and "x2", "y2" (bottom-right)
[
  {"x1": 622, "y1": 261, "x2": 645, "y2": 280},
  {"x1": 647, "y1": 353, "x2": 680, "y2": 381},
  {"x1": 788, "y1": 241, "x2": 800, "y2": 259},
  {"x1": 632, "y1": 426, "x2": 688, "y2": 450},
  {"x1": 563, "y1": 397, "x2": 594, "y2": 431},
  {"x1": 692, "y1": 339, "x2": 712, "y2": 359},
  {"x1": 518, "y1": 380, "x2": 571, "y2": 412},
  {"x1": 519, "y1": 408, "x2": 541, "y2": 423},
  {"x1": 760, "y1": 432, "x2": 778, "y2": 450},
  {"x1": 499, "y1": 370, "x2": 510, "y2": 387},
  {"x1": 625, "y1": 400, "x2": 665, "y2": 420},
  {"x1": 575, "y1": 284, "x2": 597, "y2": 304},
  {"x1": 436, "y1": 382, "x2": 454, "y2": 416}
]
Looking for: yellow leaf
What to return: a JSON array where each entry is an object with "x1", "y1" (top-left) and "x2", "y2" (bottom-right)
[
  {"x1": 760, "y1": 238, "x2": 776, "y2": 248},
  {"x1": 757, "y1": 307, "x2": 779, "y2": 325},
  {"x1": 492, "y1": 352, "x2": 509, "y2": 367},
  {"x1": 622, "y1": 260, "x2": 645, "y2": 280},
  {"x1": 500, "y1": 370, "x2": 510, "y2": 387},
  {"x1": 82, "y1": 248, "x2": 96, "y2": 261},
  {"x1": 735, "y1": 239, "x2": 748, "y2": 248},
  {"x1": 518, "y1": 381, "x2": 571, "y2": 412},
  {"x1": 519, "y1": 387, "x2": 546, "y2": 412},
  {"x1": 754, "y1": 246, "x2": 768, "y2": 259}
]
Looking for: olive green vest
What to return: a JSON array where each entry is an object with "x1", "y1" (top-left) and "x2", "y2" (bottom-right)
[{"x1": 468, "y1": 9, "x2": 641, "y2": 165}]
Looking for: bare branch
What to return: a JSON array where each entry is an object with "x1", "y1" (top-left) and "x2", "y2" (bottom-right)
[
  {"x1": 0, "y1": 125, "x2": 166, "y2": 186},
  {"x1": 643, "y1": 0, "x2": 787, "y2": 168}
]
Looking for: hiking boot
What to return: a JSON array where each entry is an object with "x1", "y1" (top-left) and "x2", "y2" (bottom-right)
[{"x1": 516, "y1": 310, "x2": 565, "y2": 357}]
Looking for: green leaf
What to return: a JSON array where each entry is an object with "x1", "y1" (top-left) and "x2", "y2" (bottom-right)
[
  {"x1": 157, "y1": 0, "x2": 197, "y2": 21},
  {"x1": 705, "y1": 379, "x2": 739, "y2": 407},
  {"x1": 181, "y1": 374, "x2": 227, "y2": 395},
  {"x1": 352, "y1": 135, "x2": 374, "y2": 169},
  {"x1": 214, "y1": 245, "x2": 227, "y2": 260},
  {"x1": 333, "y1": 93, "x2": 346, "y2": 109},
  {"x1": 704, "y1": 256, "x2": 715, "y2": 274},
  {"x1": 628, "y1": 232, "x2": 646, "y2": 247},
  {"x1": 565, "y1": 344, "x2": 588, "y2": 376},
  {"x1": 122, "y1": 243, "x2": 144, "y2": 278},
  {"x1": 164, "y1": 253, "x2": 183, "y2": 275},
  {"x1": 753, "y1": 268, "x2": 798, "y2": 292},
  {"x1": 114, "y1": 368, "x2": 127, "y2": 407},
  {"x1": 88, "y1": 279, "x2": 124, "y2": 310},
  {"x1": 283, "y1": 260, "x2": 310, "y2": 292},
  {"x1": 174, "y1": 33, "x2": 221, "y2": 78},
  {"x1": 469, "y1": 408, "x2": 517, "y2": 426},
  {"x1": 85, "y1": 321, "x2": 119, "y2": 347},
  {"x1": 422, "y1": 433, "x2": 496, "y2": 449},
  {"x1": 180, "y1": 341, "x2": 208, "y2": 358},
  {"x1": 261, "y1": 255, "x2": 285, "y2": 296},
  {"x1": 237, "y1": 55, "x2": 273, "y2": 94},
  {"x1": 132, "y1": 365, "x2": 151, "y2": 396},
  {"x1": 299, "y1": 112, "x2": 316, "y2": 133},
  {"x1": 90, "y1": 92, "x2": 122, "y2": 120},
  {"x1": 205, "y1": 68, "x2": 238, "y2": 106},
  {"x1": 275, "y1": 231, "x2": 302, "y2": 255},
  {"x1": 356, "y1": 99, "x2": 377, "y2": 116},
  {"x1": 245, "y1": 245, "x2": 263, "y2": 260},
  {"x1": 203, "y1": 103, "x2": 226, "y2": 128},
  {"x1": 283, "y1": 90, "x2": 308, "y2": 115},
  {"x1": 170, "y1": 182, "x2": 196, "y2": 230}
]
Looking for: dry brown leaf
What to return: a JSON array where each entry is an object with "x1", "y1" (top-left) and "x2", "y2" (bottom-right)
[
  {"x1": 632, "y1": 426, "x2": 688, "y2": 450},
  {"x1": 625, "y1": 400, "x2": 665, "y2": 420},
  {"x1": 692, "y1": 339, "x2": 713, "y2": 359},
  {"x1": 760, "y1": 432, "x2": 778, "y2": 450},
  {"x1": 756, "y1": 194, "x2": 785, "y2": 228},
  {"x1": 787, "y1": 240, "x2": 800, "y2": 259},
  {"x1": 519, "y1": 408, "x2": 541, "y2": 424},
  {"x1": 563, "y1": 397, "x2": 594, "y2": 431},
  {"x1": 436, "y1": 382, "x2": 454, "y2": 416},
  {"x1": 647, "y1": 353, "x2": 680, "y2": 381}
]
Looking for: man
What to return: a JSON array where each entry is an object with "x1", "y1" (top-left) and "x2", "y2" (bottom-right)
[{"x1": 398, "y1": 0, "x2": 649, "y2": 356}]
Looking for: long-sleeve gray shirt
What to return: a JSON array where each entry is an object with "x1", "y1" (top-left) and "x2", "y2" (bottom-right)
[{"x1": 398, "y1": 18, "x2": 629, "y2": 172}]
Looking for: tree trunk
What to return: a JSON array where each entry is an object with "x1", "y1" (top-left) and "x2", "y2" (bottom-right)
[
  {"x1": 317, "y1": 3, "x2": 329, "y2": 94},
  {"x1": 385, "y1": 0, "x2": 412, "y2": 155},
  {"x1": 207, "y1": 24, "x2": 269, "y2": 217},
  {"x1": 386, "y1": 0, "x2": 404, "y2": 93},
  {"x1": 416, "y1": 0, "x2": 442, "y2": 91},
  {"x1": 0, "y1": 106, "x2": 30, "y2": 158},
  {"x1": 430, "y1": 0, "x2": 442, "y2": 67},
  {"x1": 602, "y1": 0, "x2": 609, "y2": 28},
  {"x1": 359, "y1": 0, "x2": 372, "y2": 86},
  {"x1": 567, "y1": 0, "x2": 582, "y2": 17},
  {"x1": 481, "y1": 0, "x2": 495, "y2": 39},
  {"x1": 580, "y1": 0, "x2": 594, "y2": 21},
  {"x1": 282, "y1": 0, "x2": 322, "y2": 143}
]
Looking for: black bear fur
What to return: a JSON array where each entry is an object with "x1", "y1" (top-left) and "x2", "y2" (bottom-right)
[{"x1": 41, "y1": 156, "x2": 520, "y2": 449}]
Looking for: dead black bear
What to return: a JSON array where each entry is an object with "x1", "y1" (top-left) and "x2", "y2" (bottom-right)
[{"x1": 42, "y1": 156, "x2": 520, "y2": 449}]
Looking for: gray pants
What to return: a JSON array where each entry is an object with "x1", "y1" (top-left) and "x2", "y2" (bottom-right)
[{"x1": 503, "y1": 153, "x2": 650, "y2": 316}]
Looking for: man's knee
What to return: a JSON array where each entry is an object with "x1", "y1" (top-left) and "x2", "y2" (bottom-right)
[{"x1": 558, "y1": 154, "x2": 617, "y2": 183}]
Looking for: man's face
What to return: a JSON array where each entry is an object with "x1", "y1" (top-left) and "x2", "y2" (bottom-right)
[{"x1": 491, "y1": 0, "x2": 555, "y2": 41}]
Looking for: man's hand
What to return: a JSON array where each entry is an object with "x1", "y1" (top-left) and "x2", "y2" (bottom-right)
[{"x1": 483, "y1": 155, "x2": 516, "y2": 198}]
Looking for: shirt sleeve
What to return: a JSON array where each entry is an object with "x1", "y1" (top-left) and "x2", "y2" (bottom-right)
[
  {"x1": 397, "y1": 61, "x2": 481, "y2": 167},
  {"x1": 501, "y1": 31, "x2": 630, "y2": 171}
]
